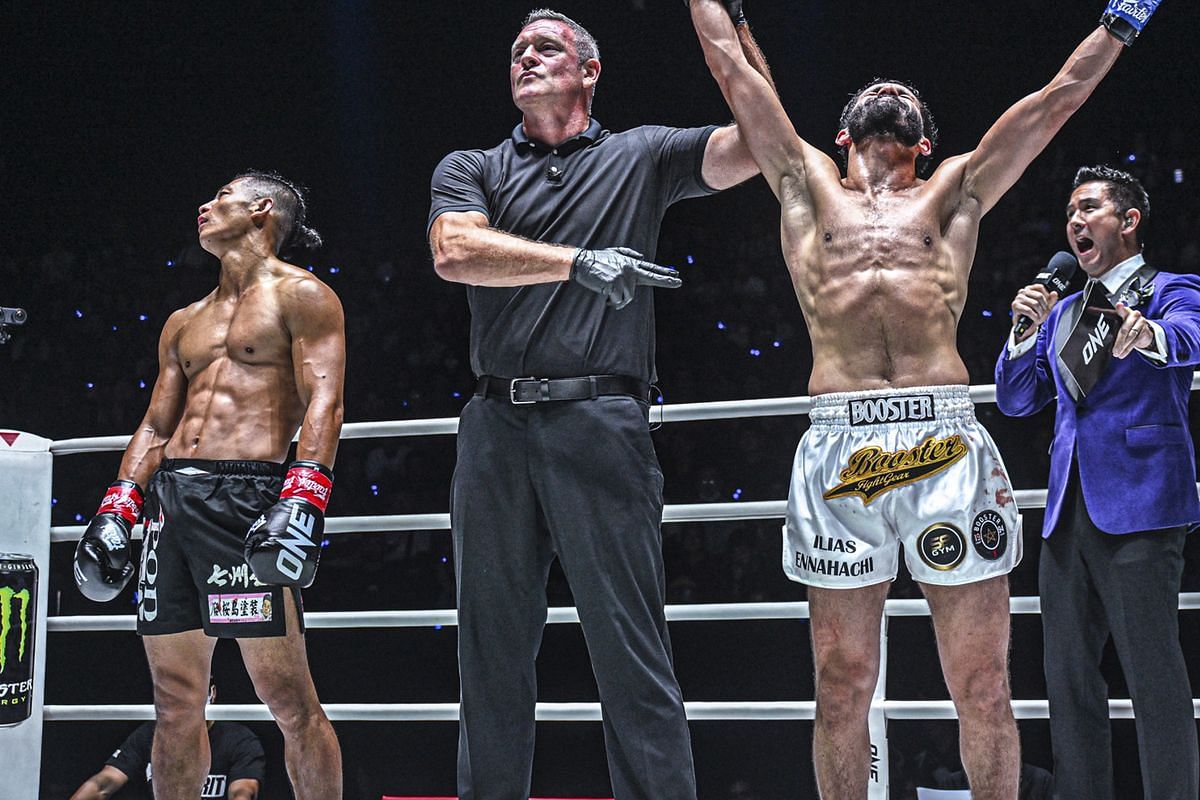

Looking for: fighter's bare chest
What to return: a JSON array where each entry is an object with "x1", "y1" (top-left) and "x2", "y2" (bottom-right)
[
  {"x1": 810, "y1": 215, "x2": 943, "y2": 283},
  {"x1": 177, "y1": 299, "x2": 289, "y2": 376}
]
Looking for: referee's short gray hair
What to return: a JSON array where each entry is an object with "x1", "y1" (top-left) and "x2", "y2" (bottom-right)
[{"x1": 523, "y1": 9, "x2": 599, "y2": 64}]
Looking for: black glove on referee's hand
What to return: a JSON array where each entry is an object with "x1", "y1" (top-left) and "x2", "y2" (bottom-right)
[
  {"x1": 683, "y1": 0, "x2": 746, "y2": 25},
  {"x1": 570, "y1": 247, "x2": 682, "y2": 310}
]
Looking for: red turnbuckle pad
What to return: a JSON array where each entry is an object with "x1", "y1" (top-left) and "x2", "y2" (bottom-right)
[
  {"x1": 97, "y1": 480, "x2": 144, "y2": 526},
  {"x1": 281, "y1": 462, "x2": 334, "y2": 513}
]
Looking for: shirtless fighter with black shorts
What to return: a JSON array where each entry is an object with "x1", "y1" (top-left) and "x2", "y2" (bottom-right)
[
  {"x1": 73, "y1": 171, "x2": 345, "y2": 799},
  {"x1": 690, "y1": 1, "x2": 1164, "y2": 797}
]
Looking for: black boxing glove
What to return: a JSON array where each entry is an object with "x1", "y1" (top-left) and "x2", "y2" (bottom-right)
[
  {"x1": 74, "y1": 480, "x2": 142, "y2": 602},
  {"x1": 570, "y1": 247, "x2": 682, "y2": 310},
  {"x1": 244, "y1": 461, "x2": 332, "y2": 588},
  {"x1": 683, "y1": 0, "x2": 747, "y2": 26}
]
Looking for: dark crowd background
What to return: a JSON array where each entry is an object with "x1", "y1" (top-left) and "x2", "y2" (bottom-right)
[{"x1": 4, "y1": 1, "x2": 1200, "y2": 798}]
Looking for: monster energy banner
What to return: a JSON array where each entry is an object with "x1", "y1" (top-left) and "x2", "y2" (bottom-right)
[
  {"x1": 0, "y1": 555, "x2": 37, "y2": 725},
  {"x1": 0, "y1": 430, "x2": 52, "y2": 795}
]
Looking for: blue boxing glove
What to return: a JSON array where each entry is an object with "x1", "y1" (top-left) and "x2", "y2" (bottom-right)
[{"x1": 1101, "y1": 0, "x2": 1163, "y2": 45}]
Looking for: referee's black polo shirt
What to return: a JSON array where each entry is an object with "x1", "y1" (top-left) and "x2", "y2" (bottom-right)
[{"x1": 428, "y1": 118, "x2": 718, "y2": 384}]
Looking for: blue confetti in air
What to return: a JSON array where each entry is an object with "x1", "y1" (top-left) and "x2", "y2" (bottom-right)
[
  {"x1": 370, "y1": 484, "x2": 379, "y2": 496},
  {"x1": 440, "y1": 556, "x2": 448, "y2": 564},
  {"x1": 138, "y1": 314, "x2": 148, "y2": 321},
  {"x1": 166, "y1": 260, "x2": 174, "y2": 267},
  {"x1": 749, "y1": 348, "x2": 761, "y2": 357},
  {"x1": 51, "y1": 498, "x2": 58, "y2": 506},
  {"x1": 86, "y1": 382, "x2": 95, "y2": 389},
  {"x1": 732, "y1": 488, "x2": 743, "y2": 500},
  {"x1": 982, "y1": 310, "x2": 993, "y2": 318},
  {"x1": 75, "y1": 309, "x2": 84, "y2": 318},
  {"x1": 716, "y1": 321, "x2": 726, "y2": 330},
  {"x1": 772, "y1": 340, "x2": 781, "y2": 348},
  {"x1": 111, "y1": 325, "x2": 118, "y2": 332},
  {"x1": 434, "y1": 624, "x2": 444, "y2": 631},
  {"x1": 686, "y1": 255, "x2": 695, "y2": 265},
  {"x1": 452, "y1": 391, "x2": 462, "y2": 398},
  {"x1": 329, "y1": 267, "x2": 340, "y2": 274},
  {"x1": 321, "y1": 539, "x2": 330, "y2": 548},
  {"x1": 1126, "y1": 153, "x2": 1137, "y2": 163},
  {"x1": 1174, "y1": 169, "x2": 1184, "y2": 184},
  {"x1": 138, "y1": 380, "x2": 146, "y2": 389},
  {"x1": 74, "y1": 513, "x2": 85, "y2": 522}
]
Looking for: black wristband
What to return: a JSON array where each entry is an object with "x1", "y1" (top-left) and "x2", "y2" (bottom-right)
[{"x1": 1100, "y1": 11, "x2": 1138, "y2": 46}]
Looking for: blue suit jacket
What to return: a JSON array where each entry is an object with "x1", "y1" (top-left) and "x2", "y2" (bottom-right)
[{"x1": 994, "y1": 270, "x2": 1200, "y2": 536}]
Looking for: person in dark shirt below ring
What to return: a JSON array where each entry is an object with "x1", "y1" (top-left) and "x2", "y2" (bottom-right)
[{"x1": 70, "y1": 676, "x2": 265, "y2": 800}]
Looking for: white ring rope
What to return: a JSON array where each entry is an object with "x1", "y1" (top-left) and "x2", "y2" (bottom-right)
[
  {"x1": 41, "y1": 699, "x2": 1200, "y2": 723},
  {"x1": 44, "y1": 702, "x2": 815, "y2": 723},
  {"x1": 42, "y1": 376, "x2": 1200, "y2": 729},
  {"x1": 49, "y1": 494, "x2": 1057, "y2": 542},
  {"x1": 45, "y1": 375, "x2": 1200, "y2": 456},
  {"x1": 46, "y1": 595, "x2": 1200, "y2": 633}
]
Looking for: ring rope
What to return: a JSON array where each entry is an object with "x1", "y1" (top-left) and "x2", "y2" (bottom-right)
[
  {"x1": 48, "y1": 595, "x2": 1200, "y2": 633},
  {"x1": 41, "y1": 376, "x2": 1200, "y2": 732},
  {"x1": 46, "y1": 376, "x2": 1200, "y2": 456},
  {"x1": 41, "y1": 698, "x2": 1200, "y2": 723},
  {"x1": 52, "y1": 495, "x2": 1063, "y2": 543}
]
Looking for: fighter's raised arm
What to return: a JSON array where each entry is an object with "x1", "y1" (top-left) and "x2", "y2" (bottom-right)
[
  {"x1": 955, "y1": 1, "x2": 1162, "y2": 215},
  {"x1": 689, "y1": 0, "x2": 836, "y2": 205}
]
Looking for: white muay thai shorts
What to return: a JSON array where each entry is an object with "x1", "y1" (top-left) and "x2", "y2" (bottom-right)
[{"x1": 783, "y1": 385, "x2": 1022, "y2": 588}]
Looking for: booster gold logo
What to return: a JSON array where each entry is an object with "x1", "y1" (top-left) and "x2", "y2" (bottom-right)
[{"x1": 823, "y1": 434, "x2": 969, "y2": 504}]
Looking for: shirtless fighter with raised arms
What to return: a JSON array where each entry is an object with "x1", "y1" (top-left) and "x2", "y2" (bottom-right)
[
  {"x1": 689, "y1": 1, "x2": 1163, "y2": 797},
  {"x1": 72, "y1": 171, "x2": 345, "y2": 799}
]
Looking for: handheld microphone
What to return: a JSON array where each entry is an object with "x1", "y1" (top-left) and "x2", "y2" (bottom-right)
[{"x1": 1014, "y1": 251, "x2": 1077, "y2": 337}]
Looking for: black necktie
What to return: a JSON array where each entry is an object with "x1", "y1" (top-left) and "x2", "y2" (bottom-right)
[{"x1": 1059, "y1": 280, "x2": 1117, "y2": 399}]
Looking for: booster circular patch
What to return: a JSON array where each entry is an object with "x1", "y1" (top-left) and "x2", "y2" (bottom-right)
[
  {"x1": 917, "y1": 523, "x2": 966, "y2": 571},
  {"x1": 970, "y1": 510, "x2": 1008, "y2": 561}
]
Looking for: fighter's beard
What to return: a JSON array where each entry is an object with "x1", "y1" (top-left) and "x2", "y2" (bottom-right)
[{"x1": 846, "y1": 96, "x2": 923, "y2": 147}]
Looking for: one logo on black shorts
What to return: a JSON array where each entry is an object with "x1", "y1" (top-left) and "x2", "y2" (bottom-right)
[
  {"x1": 917, "y1": 523, "x2": 966, "y2": 571},
  {"x1": 970, "y1": 510, "x2": 1008, "y2": 561}
]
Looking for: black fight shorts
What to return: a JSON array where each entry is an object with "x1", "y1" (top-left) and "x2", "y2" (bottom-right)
[{"x1": 136, "y1": 459, "x2": 304, "y2": 638}]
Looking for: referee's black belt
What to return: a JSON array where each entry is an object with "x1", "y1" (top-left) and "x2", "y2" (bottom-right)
[{"x1": 476, "y1": 374, "x2": 649, "y2": 404}]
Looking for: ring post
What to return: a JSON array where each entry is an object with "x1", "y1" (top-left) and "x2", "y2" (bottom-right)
[
  {"x1": 868, "y1": 613, "x2": 889, "y2": 799},
  {"x1": 0, "y1": 430, "x2": 52, "y2": 792}
]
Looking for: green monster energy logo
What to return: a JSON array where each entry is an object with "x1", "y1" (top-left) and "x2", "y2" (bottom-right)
[{"x1": 0, "y1": 587, "x2": 30, "y2": 674}]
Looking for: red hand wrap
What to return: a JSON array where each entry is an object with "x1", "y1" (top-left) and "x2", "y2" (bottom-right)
[
  {"x1": 280, "y1": 462, "x2": 334, "y2": 513},
  {"x1": 97, "y1": 481, "x2": 144, "y2": 526}
]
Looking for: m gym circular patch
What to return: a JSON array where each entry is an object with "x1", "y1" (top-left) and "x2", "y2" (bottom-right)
[
  {"x1": 970, "y1": 510, "x2": 1008, "y2": 560},
  {"x1": 917, "y1": 523, "x2": 966, "y2": 570}
]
